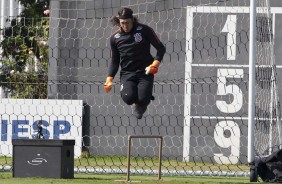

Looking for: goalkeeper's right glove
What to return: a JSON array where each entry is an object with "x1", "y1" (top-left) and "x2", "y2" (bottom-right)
[{"x1": 104, "y1": 77, "x2": 113, "y2": 93}]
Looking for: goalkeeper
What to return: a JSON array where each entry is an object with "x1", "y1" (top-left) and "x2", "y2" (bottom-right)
[{"x1": 104, "y1": 7, "x2": 166, "y2": 119}]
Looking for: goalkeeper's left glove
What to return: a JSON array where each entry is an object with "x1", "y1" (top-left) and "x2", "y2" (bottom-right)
[{"x1": 145, "y1": 60, "x2": 160, "y2": 75}]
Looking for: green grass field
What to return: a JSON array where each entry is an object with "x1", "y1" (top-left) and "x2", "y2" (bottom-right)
[
  {"x1": 0, "y1": 172, "x2": 257, "y2": 184},
  {"x1": 0, "y1": 156, "x2": 249, "y2": 173},
  {"x1": 0, "y1": 156, "x2": 256, "y2": 183}
]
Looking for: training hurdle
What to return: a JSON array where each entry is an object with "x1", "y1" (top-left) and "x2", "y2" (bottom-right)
[{"x1": 126, "y1": 135, "x2": 163, "y2": 182}]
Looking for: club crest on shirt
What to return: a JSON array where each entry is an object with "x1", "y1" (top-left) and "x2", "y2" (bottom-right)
[
  {"x1": 114, "y1": 33, "x2": 120, "y2": 39},
  {"x1": 134, "y1": 33, "x2": 142, "y2": 42}
]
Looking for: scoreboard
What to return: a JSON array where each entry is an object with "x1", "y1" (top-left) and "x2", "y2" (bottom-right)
[{"x1": 183, "y1": 6, "x2": 282, "y2": 164}]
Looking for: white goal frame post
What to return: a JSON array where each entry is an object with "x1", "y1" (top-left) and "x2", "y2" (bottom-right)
[{"x1": 183, "y1": 6, "x2": 282, "y2": 164}]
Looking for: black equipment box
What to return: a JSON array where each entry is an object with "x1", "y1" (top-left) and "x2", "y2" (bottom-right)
[{"x1": 12, "y1": 139, "x2": 75, "y2": 178}]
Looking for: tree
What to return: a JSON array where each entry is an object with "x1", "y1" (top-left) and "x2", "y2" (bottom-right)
[{"x1": 0, "y1": 0, "x2": 49, "y2": 98}]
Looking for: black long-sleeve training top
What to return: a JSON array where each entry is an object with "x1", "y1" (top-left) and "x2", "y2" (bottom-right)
[{"x1": 108, "y1": 22, "x2": 166, "y2": 78}]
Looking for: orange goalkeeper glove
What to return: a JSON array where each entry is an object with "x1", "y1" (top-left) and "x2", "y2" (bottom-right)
[
  {"x1": 145, "y1": 60, "x2": 160, "y2": 75},
  {"x1": 104, "y1": 77, "x2": 113, "y2": 93}
]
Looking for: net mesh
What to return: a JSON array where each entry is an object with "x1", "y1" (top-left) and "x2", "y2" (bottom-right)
[
  {"x1": 0, "y1": 0, "x2": 281, "y2": 176},
  {"x1": 254, "y1": 0, "x2": 281, "y2": 156}
]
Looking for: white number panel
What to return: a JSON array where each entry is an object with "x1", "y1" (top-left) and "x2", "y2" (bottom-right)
[{"x1": 183, "y1": 6, "x2": 282, "y2": 164}]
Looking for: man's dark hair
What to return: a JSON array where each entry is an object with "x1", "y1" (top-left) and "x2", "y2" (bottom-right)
[{"x1": 110, "y1": 7, "x2": 138, "y2": 26}]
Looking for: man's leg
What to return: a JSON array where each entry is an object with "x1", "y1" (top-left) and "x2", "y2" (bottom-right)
[
  {"x1": 133, "y1": 74, "x2": 154, "y2": 119},
  {"x1": 120, "y1": 75, "x2": 138, "y2": 105}
]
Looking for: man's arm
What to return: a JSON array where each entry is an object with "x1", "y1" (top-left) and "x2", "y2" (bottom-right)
[
  {"x1": 104, "y1": 36, "x2": 120, "y2": 93},
  {"x1": 108, "y1": 37, "x2": 120, "y2": 78},
  {"x1": 145, "y1": 26, "x2": 166, "y2": 62},
  {"x1": 144, "y1": 25, "x2": 166, "y2": 75}
]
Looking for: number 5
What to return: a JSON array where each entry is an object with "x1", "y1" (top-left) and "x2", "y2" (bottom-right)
[{"x1": 216, "y1": 68, "x2": 243, "y2": 113}]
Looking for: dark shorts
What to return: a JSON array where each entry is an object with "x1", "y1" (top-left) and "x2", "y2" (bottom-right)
[{"x1": 120, "y1": 73, "x2": 154, "y2": 106}]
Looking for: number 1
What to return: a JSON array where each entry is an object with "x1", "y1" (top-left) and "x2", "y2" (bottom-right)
[{"x1": 222, "y1": 15, "x2": 237, "y2": 60}]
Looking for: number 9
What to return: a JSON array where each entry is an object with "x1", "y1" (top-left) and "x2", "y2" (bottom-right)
[{"x1": 214, "y1": 121, "x2": 240, "y2": 164}]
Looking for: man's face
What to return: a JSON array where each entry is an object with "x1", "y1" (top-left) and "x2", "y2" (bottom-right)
[{"x1": 119, "y1": 18, "x2": 133, "y2": 32}]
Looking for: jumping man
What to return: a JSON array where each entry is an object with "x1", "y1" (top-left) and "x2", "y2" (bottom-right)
[{"x1": 104, "y1": 7, "x2": 166, "y2": 119}]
